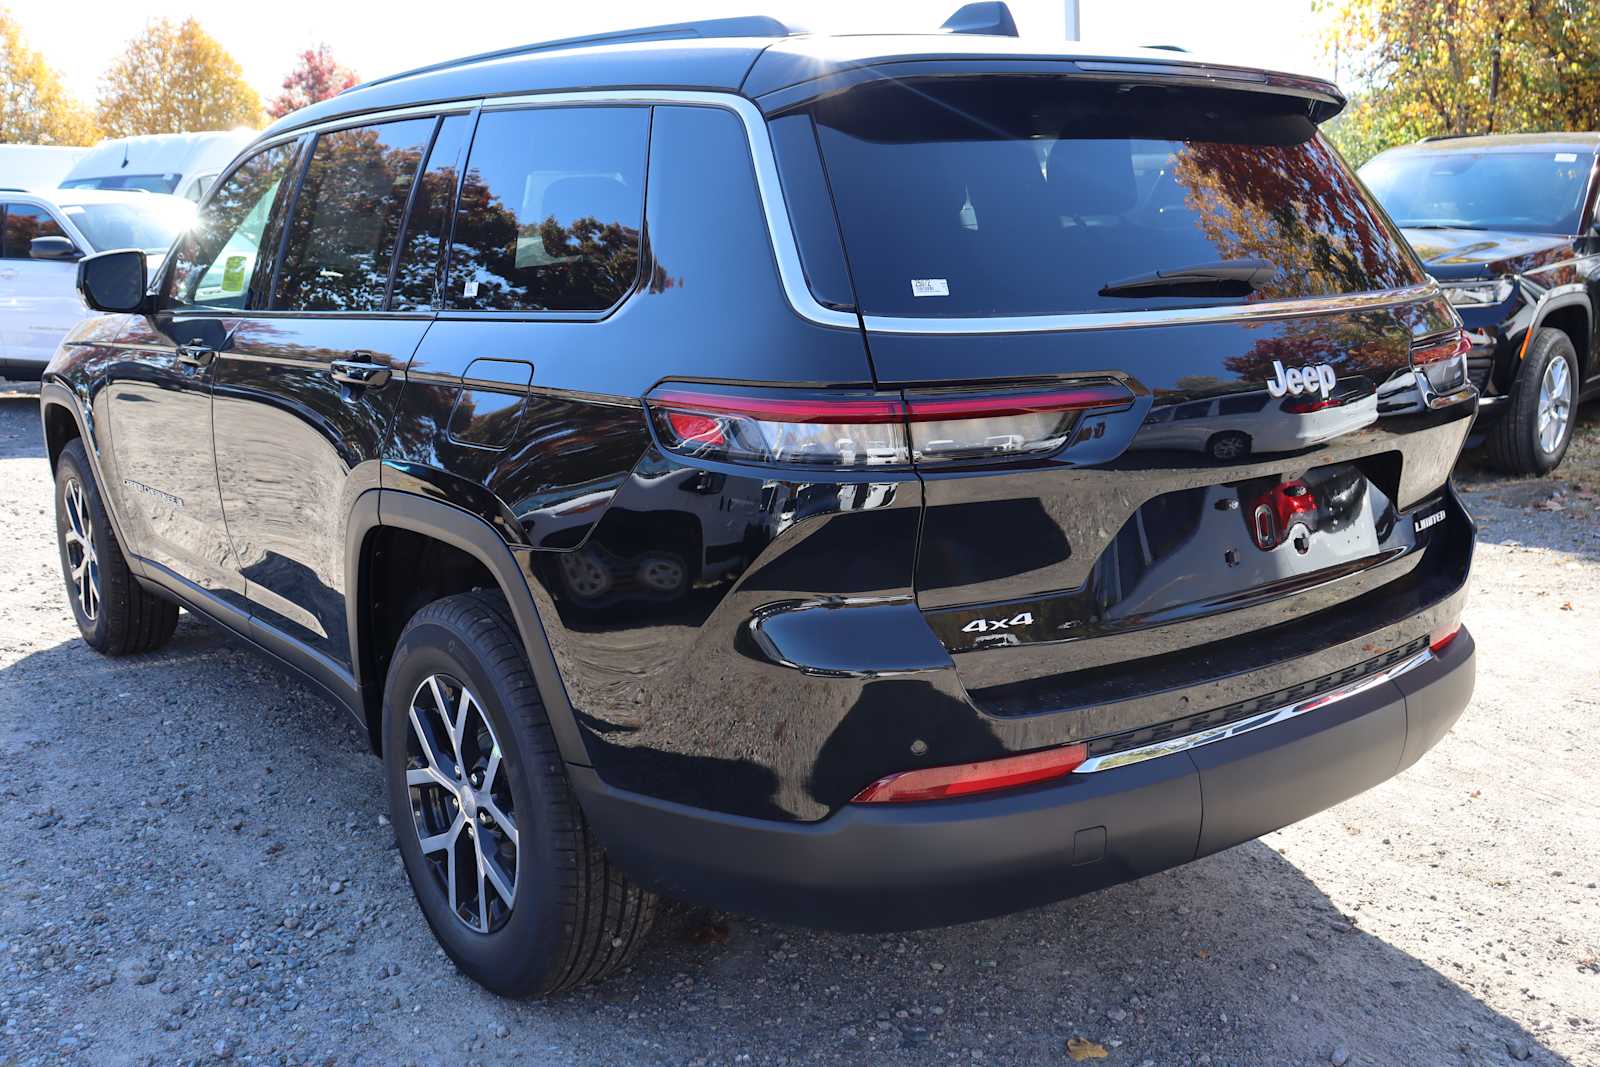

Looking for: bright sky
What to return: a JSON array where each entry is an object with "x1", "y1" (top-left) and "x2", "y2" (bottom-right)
[{"x1": 21, "y1": 0, "x2": 1333, "y2": 107}]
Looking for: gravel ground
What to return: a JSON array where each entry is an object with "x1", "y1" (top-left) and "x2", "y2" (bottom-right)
[{"x1": 1, "y1": 385, "x2": 1597, "y2": 1067}]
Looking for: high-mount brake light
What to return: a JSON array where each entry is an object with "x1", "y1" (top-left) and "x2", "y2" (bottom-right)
[
  {"x1": 645, "y1": 382, "x2": 1134, "y2": 468},
  {"x1": 852, "y1": 744, "x2": 1090, "y2": 804},
  {"x1": 1411, "y1": 329, "x2": 1471, "y2": 403}
]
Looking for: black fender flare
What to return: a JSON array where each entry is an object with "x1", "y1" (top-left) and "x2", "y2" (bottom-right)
[
  {"x1": 38, "y1": 379, "x2": 146, "y2": 579},
  {"x1": 1522, "y1": 286, "x2": 1592, "y2": 376},
  {"x1": 344, "y1": 488, "x2": 591, "y2": 766}
]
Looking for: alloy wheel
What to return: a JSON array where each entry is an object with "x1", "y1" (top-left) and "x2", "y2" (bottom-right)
[
  {"x1": 405, "y1": 674, "x2": 519, "y2": 933},
  {"x1": 1537, "y1": 355, "x2": 1574, "y2": 455},
  {"x1": 62, "y1": 478, "x2": 100, "y2": 621}
]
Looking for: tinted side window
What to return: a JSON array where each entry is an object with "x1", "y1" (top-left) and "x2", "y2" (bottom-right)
[
  {"x1": 166, "y1": 142, "x2": 298, "y2": 310},
  {"x1": 390, "y1": 114, "x2": 473, "y2": 312},
  {"x1": 273, "y1": 118, "x2": 434, "y2": 312},
  {"x1": 1174, "y1": 401, "x2": 1212, "y2": 420},
  {"x1": 447, "y1": 107, "x2": 649, "y2": 312},
  {"x1": 2, "y1": 205, "x2": 66, "y2": 259}
]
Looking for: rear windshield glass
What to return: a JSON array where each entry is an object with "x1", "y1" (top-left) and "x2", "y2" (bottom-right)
[
  {"x1": 809, "y1": 77, "x2": 1422, "y2": 319},
  {"x1": 1360, "y1": 149, "x2": 1592, "y2": 235},
  {"x1": 61, "y1": 174, "x2": 182, "y2": 194}
]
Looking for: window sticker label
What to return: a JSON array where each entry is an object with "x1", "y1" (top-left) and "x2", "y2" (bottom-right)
[
  {"x1": 1555, "y1": 152, "x2": 1578, "y2": 163},
  {"x1": 911, "y1": 278, "x2": 949, "y2": 298},
  {"x1": 221, "y1": 255, "x2": 247, "y2": 293},
  {"x1": 463, "y1": 279, "x2": 480, "y2": 298}
]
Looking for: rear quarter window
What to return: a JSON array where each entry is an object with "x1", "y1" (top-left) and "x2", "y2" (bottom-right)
[
  {"x1": 445, "y1": 106, "x2": 649, "y2": 313},
  {"x1": 810, "y1": 77, "x2": 1424, "y2": 319}
]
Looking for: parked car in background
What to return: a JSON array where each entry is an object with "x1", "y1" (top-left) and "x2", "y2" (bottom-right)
[
  {"x1": 0, "y1": 144, "x2": 91, "y2": 192},
  {"x1": 1360, "y1": 133, "x2": 1600, "y2": 474},
  {"x1": 41, "y1": 6, "x2": 1478, "y2": 998},
  {"x1": 58, "y1": 130, "x2": 256, "y2": 203},
  {"x1": 1, "y1": 190, "x2": 193, "y2": 381}
]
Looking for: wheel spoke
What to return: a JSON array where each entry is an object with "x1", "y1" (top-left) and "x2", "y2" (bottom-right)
[
  {"x1": 481, "y1": 841, "x2": 515, "y2": 905},
  {"x1": 481, "y1": 746, "x2": 501, "y2": 795},
  {"x1": 418, "y1": 814, "x2": 462, "y2": 855},
  {"x1": 481, "y1": 798, "x2": 517, "y2": 847},
  {"x1": 408, "y1": 706, "x2": 457, "y2": 781},
  {"x1": 450, "y1": 688, "x2": 474, "y2": 763},
  {"x1": 472, "y1": 833, "x2": 491, "y2": 932}
]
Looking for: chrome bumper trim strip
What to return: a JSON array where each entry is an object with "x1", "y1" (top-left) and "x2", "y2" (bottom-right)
[{"x1": 1072, "y1": 648, "x2": 1434, "y2": 774}]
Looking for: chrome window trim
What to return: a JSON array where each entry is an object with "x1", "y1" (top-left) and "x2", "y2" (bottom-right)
[
  {"x1": 240, "y1": 90, "x2": 1444, "y2": 336},
  {"x1": 861, "y1": 283, "x2": 1442, "y2": 335},
  {"x1": 1072, "y1": 647, "x2": 1434, "y2": 774}
]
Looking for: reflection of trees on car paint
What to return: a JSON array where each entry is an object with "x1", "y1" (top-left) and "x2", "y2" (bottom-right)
[{"x1": 275, "y1": 121, "x2": 432, "y2": 312}]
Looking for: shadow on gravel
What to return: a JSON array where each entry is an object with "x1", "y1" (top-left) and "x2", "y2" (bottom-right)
[{"x1": 0, "y1": 622, "x2": 1568, "y2": 1066}]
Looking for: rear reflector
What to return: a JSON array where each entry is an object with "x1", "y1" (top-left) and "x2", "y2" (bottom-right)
[
  {"x1": 1429, "y1": 622, "x2": 1462, "y2": 655},
  {"x1": 851, "y1": 743, "x2": 1089, "y2": 804},
  {"x1": 646, "y1": 381, "x2": 1134, "y2": 468}
]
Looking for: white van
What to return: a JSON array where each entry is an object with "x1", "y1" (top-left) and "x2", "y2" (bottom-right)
[
  {"x1": 58, "y1": 130, "x2": 256, "y2": 202},
  {"x1": 0, "y1": 145, "x2": 91, "y2": 192}
]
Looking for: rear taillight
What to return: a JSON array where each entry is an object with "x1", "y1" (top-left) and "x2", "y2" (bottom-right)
[
  {"x1": 851, "y1": 743, "x2": 1089, "y2": 804},
  {"x1": 1411, "y1": 330, "x2": 1471, "y2": 403},
  {"x1": 1429, "y1": 621, "x2": 1462, "y2": 655},
  {"x1": 648, "y1": 387, "x2": 907, "y2": 467},
  {"x1": 646, "y1": 382, "x2": 1133, "y2": 468},
  {"x1": 905, "y1": 383, "x2": 1132, "y2": 462}
]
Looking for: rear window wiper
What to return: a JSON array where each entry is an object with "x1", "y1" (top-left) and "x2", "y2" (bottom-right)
[{"x1": 1099, "y1": 258, "x2": 1276, "y2": 298}]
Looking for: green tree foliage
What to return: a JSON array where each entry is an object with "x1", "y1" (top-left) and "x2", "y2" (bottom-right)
[
  {"x1": 0, "y1": 7, "x2": 97, "y2": 144},
  {"x1": 96, "y1": 17, "x2": 262, "y2": 137},
  {"x1": 1321, "y1": 0, "x2": 1600, "y2": 165}
]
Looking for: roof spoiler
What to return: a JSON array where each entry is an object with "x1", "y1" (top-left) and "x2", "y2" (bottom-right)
[
  {"x1": 940, "y1": 2, "x2": 1020, "y2": 36},
  {"x1": 348, "y1": 15, "x2": 799, "y2": 93}
]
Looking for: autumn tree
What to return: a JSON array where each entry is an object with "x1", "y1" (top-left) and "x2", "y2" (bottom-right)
[
  {"x1": 1320, "y1": 0, "x2": 1600, "y2": 165},
  {"x1": 267, "y1": 45, "x2": 358, "y2": 119},
  {"x1": 0, "y1": 8, "x2": 97, "y2": 144},
  {"x1": 96, "y1": 17, "x2": 262, "y2": 137}
]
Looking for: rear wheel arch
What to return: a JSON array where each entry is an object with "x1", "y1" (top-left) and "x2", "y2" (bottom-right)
[{"x1": 346, "y1": 490, "x2": 589, "y2": 764}]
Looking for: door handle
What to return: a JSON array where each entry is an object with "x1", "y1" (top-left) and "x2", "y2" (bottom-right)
[
  {"x1": 176, "y1": 343, "x2": 215, "y2": 368},
  {"x1": 330, "y1": 357, "x2": 391, "y2": 390}
]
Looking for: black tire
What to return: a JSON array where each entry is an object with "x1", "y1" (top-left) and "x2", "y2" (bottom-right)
[
  {"x1": 1207, "y1": 431, "x2": 1251, "y2": 461},
  {"x1": 53, "y1": 438, "x2": 178, "y2": 655},
  {"x1": 382, "y1": 589, "x2": 655, "y2": 996},
  {"x1": 1486, "y1": 328, "x2": 1580, "y2": 476}
]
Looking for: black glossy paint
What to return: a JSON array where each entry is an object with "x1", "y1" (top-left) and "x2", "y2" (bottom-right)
[{"x1": 40, "y1": 34, "x2": 1476, "y2": 883}]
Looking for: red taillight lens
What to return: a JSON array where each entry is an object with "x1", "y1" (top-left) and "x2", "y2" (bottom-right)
[
  {"x1": 1412, "y1": 330, "x2": 1471, "y2": 401},
  {"x1": 851, "y1": 744, "x2": 1089, "y2": 804},
  {"x1": 648, "y1": 387, "x2": 910, "y2": 467},
  {"x1": 1429, "y1": 621, "x2": 1462, "y2": 655},
  {"x1": 646, "y1": 382, "x2": 1134, "y2": 468}
]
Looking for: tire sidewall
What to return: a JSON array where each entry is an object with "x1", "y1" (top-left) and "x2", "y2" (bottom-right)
[
  {"x1": 382, "y1": 614, "x2": 569, "y2": 994},
  {"x1": 54, "y1": 444, "x2": 109, "y2": 649},
  {"x1": 1520, "y1": 332, "x2": 1579, "y2": 475}
]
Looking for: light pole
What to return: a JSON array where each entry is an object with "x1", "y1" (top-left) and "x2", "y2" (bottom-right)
[{"x1": 1064, "y1": 0, "x2": 1080, "y2": 39}]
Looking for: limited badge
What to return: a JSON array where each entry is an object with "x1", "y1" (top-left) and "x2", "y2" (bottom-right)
[{"x1": 1415, "y1": 508, "x2": 1446, "y2": 532}]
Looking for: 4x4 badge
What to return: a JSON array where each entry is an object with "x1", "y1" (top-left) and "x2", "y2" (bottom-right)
[
  {"x1": 961, "y1": 611, "x2": 1035, "y2": 634},
  {"x1": 1265, "y1": 360, "x2": 1338, "y2": 400}
]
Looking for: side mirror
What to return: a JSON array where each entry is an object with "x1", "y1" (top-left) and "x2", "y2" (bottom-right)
[
  {"x1": 76, "y1": 249, "x2": 149, "y2": 314},
  {"x1": 29, "y1": 236, "x2": 82, "y2": 261}
]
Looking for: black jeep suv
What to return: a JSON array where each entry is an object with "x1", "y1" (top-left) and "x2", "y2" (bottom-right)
[
  {"x1": 42, "y1": 8, "x2": 1478, "y2": 997},
  {"x1": 1361, "y1": 133, "x2": 1600, "y2": 475}
]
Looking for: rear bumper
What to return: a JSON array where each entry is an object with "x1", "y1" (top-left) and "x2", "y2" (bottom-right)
[{"x1": 573, "y1": 627, "x2": 1475, "y2": 931}]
